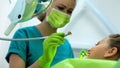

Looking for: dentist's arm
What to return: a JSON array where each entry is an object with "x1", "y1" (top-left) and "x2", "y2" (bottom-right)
[
  {"x1": 9, "y1": 32, "x2": 65, "y2": 68},
  {"x1": 9, "y1": 54, "x2": 26, "y2": 68},
  {"x1": 29, "y1": 32, "x2": 65, "y2": 68}
]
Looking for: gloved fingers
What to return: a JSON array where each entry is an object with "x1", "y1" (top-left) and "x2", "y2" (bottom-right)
[
  {"x1": 43, "y1": 43, "x2": 58, "y2": 56},
  {"x1": 43, "y1": 39, "x2": 63, "y2": 52},
  {"x1": 50, "y1": 34, "x2": 64, "y2": 42},
  {"x1": 45, "y1": 37, "x2": 64, "y2": 47},
  {"x1": 43, "y1": 43, "x2": 58, "y2": 61},
  {"x1": 50, "y1": 32, "x2": 65, "y2": 37},
  {"x1": 43, "y1": 32, "x2": 65, "y2": 51},
  {"x1": 47, "y1": 43, "x2": 58, "y2": 50},
  {"x1": 50, "y1": 32, "x2": 65, "y2": 42}
]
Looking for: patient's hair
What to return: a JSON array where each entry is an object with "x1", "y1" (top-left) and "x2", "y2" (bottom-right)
[{"x1": 108, "y1": 34, "x2": 120, "y2": 59}]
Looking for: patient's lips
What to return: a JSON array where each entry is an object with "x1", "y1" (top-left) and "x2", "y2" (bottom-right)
[{"x1": 87, "y1": 52, "x2": 90, "y2": 56}]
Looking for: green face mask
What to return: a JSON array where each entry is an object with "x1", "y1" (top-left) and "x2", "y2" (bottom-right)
[{"x1": 46, "y1": 8, "x2": 70, "y2": 28}]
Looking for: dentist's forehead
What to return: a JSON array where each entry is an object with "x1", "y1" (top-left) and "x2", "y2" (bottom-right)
[{"x1": 53, "y1": 0, "x2": 75, "y2": 9}]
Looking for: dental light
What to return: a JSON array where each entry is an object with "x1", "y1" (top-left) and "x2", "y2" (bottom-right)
[
  {"x1": 0, "y1": 0, "x2": 53, "y2": 41},
  {"x1": 0, "y1": 0, "x2": 72, "y2": 41},
  {"x1": 4, "y1": 0, "x2": 52, "y2": 36}
]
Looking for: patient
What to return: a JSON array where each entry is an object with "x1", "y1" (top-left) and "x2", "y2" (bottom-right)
[
  {"x1": 45, "y1": 33, "x2": 120, "y2": 68},
  {"x1": 87, "y1": 34, "x2": 120, "y2": 60}
]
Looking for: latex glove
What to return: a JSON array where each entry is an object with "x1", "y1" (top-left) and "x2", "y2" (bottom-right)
[{"x1": 38, "y1": 32, "x2": 65, "y2": 68}]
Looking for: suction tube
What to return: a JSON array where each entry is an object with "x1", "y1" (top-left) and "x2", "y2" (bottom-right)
[{"x1": 0, "y1": 32, "x2": 71, "y2": 41}]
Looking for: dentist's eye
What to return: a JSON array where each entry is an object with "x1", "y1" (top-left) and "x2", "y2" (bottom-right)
[
  {"x1": 58, "y1": 6, "x2": 65, "y2": 11},
  {"x1": 67, "y1": 10, "x2": 72, "y2": 15}
]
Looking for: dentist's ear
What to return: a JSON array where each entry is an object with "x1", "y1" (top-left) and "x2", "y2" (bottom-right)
[{"x1": 104, "y1": 47, "x2": 118, "y2": 58}]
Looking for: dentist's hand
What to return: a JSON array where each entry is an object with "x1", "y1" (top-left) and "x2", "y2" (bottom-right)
[{"x1": 38, "y1": 32, "x2": 65, "y2": 68}]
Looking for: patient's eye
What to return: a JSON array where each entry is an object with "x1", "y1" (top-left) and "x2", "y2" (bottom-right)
[{"x1": 96, "y1": 42, "x2": 100, "y2": 46}]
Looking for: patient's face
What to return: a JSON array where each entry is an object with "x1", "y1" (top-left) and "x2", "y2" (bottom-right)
[{"x1": 87, "y1": 38, "x2": 110, "y2": 59}]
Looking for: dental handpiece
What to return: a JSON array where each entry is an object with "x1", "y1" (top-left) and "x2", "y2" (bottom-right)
[{"x1": 0, "y1": 32, "x2": 72, "y2": 41}]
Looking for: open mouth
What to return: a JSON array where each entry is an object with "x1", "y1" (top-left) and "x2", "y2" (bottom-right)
[{"x1": 87, "y1": 52, "x2": 90, "y2": 56}]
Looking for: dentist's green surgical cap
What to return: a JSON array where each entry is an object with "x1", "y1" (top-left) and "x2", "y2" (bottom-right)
[{"x1": 52, "y1": 58, "x2": 116, "y2": 68}]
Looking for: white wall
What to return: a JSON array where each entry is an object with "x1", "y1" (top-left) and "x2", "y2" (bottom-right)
[
  {"x1": 65, "y1": 0, "x2": 120, "y2": 49},
  {"x1": 0, "y1": 0, "x2": 120, "y2": 67},
  {"x1": 0, "y1": 0, "x2": 12, "y2": 68},
  {"x1": 0, "y1": 0, "x2": 39, "y2": 67}
]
